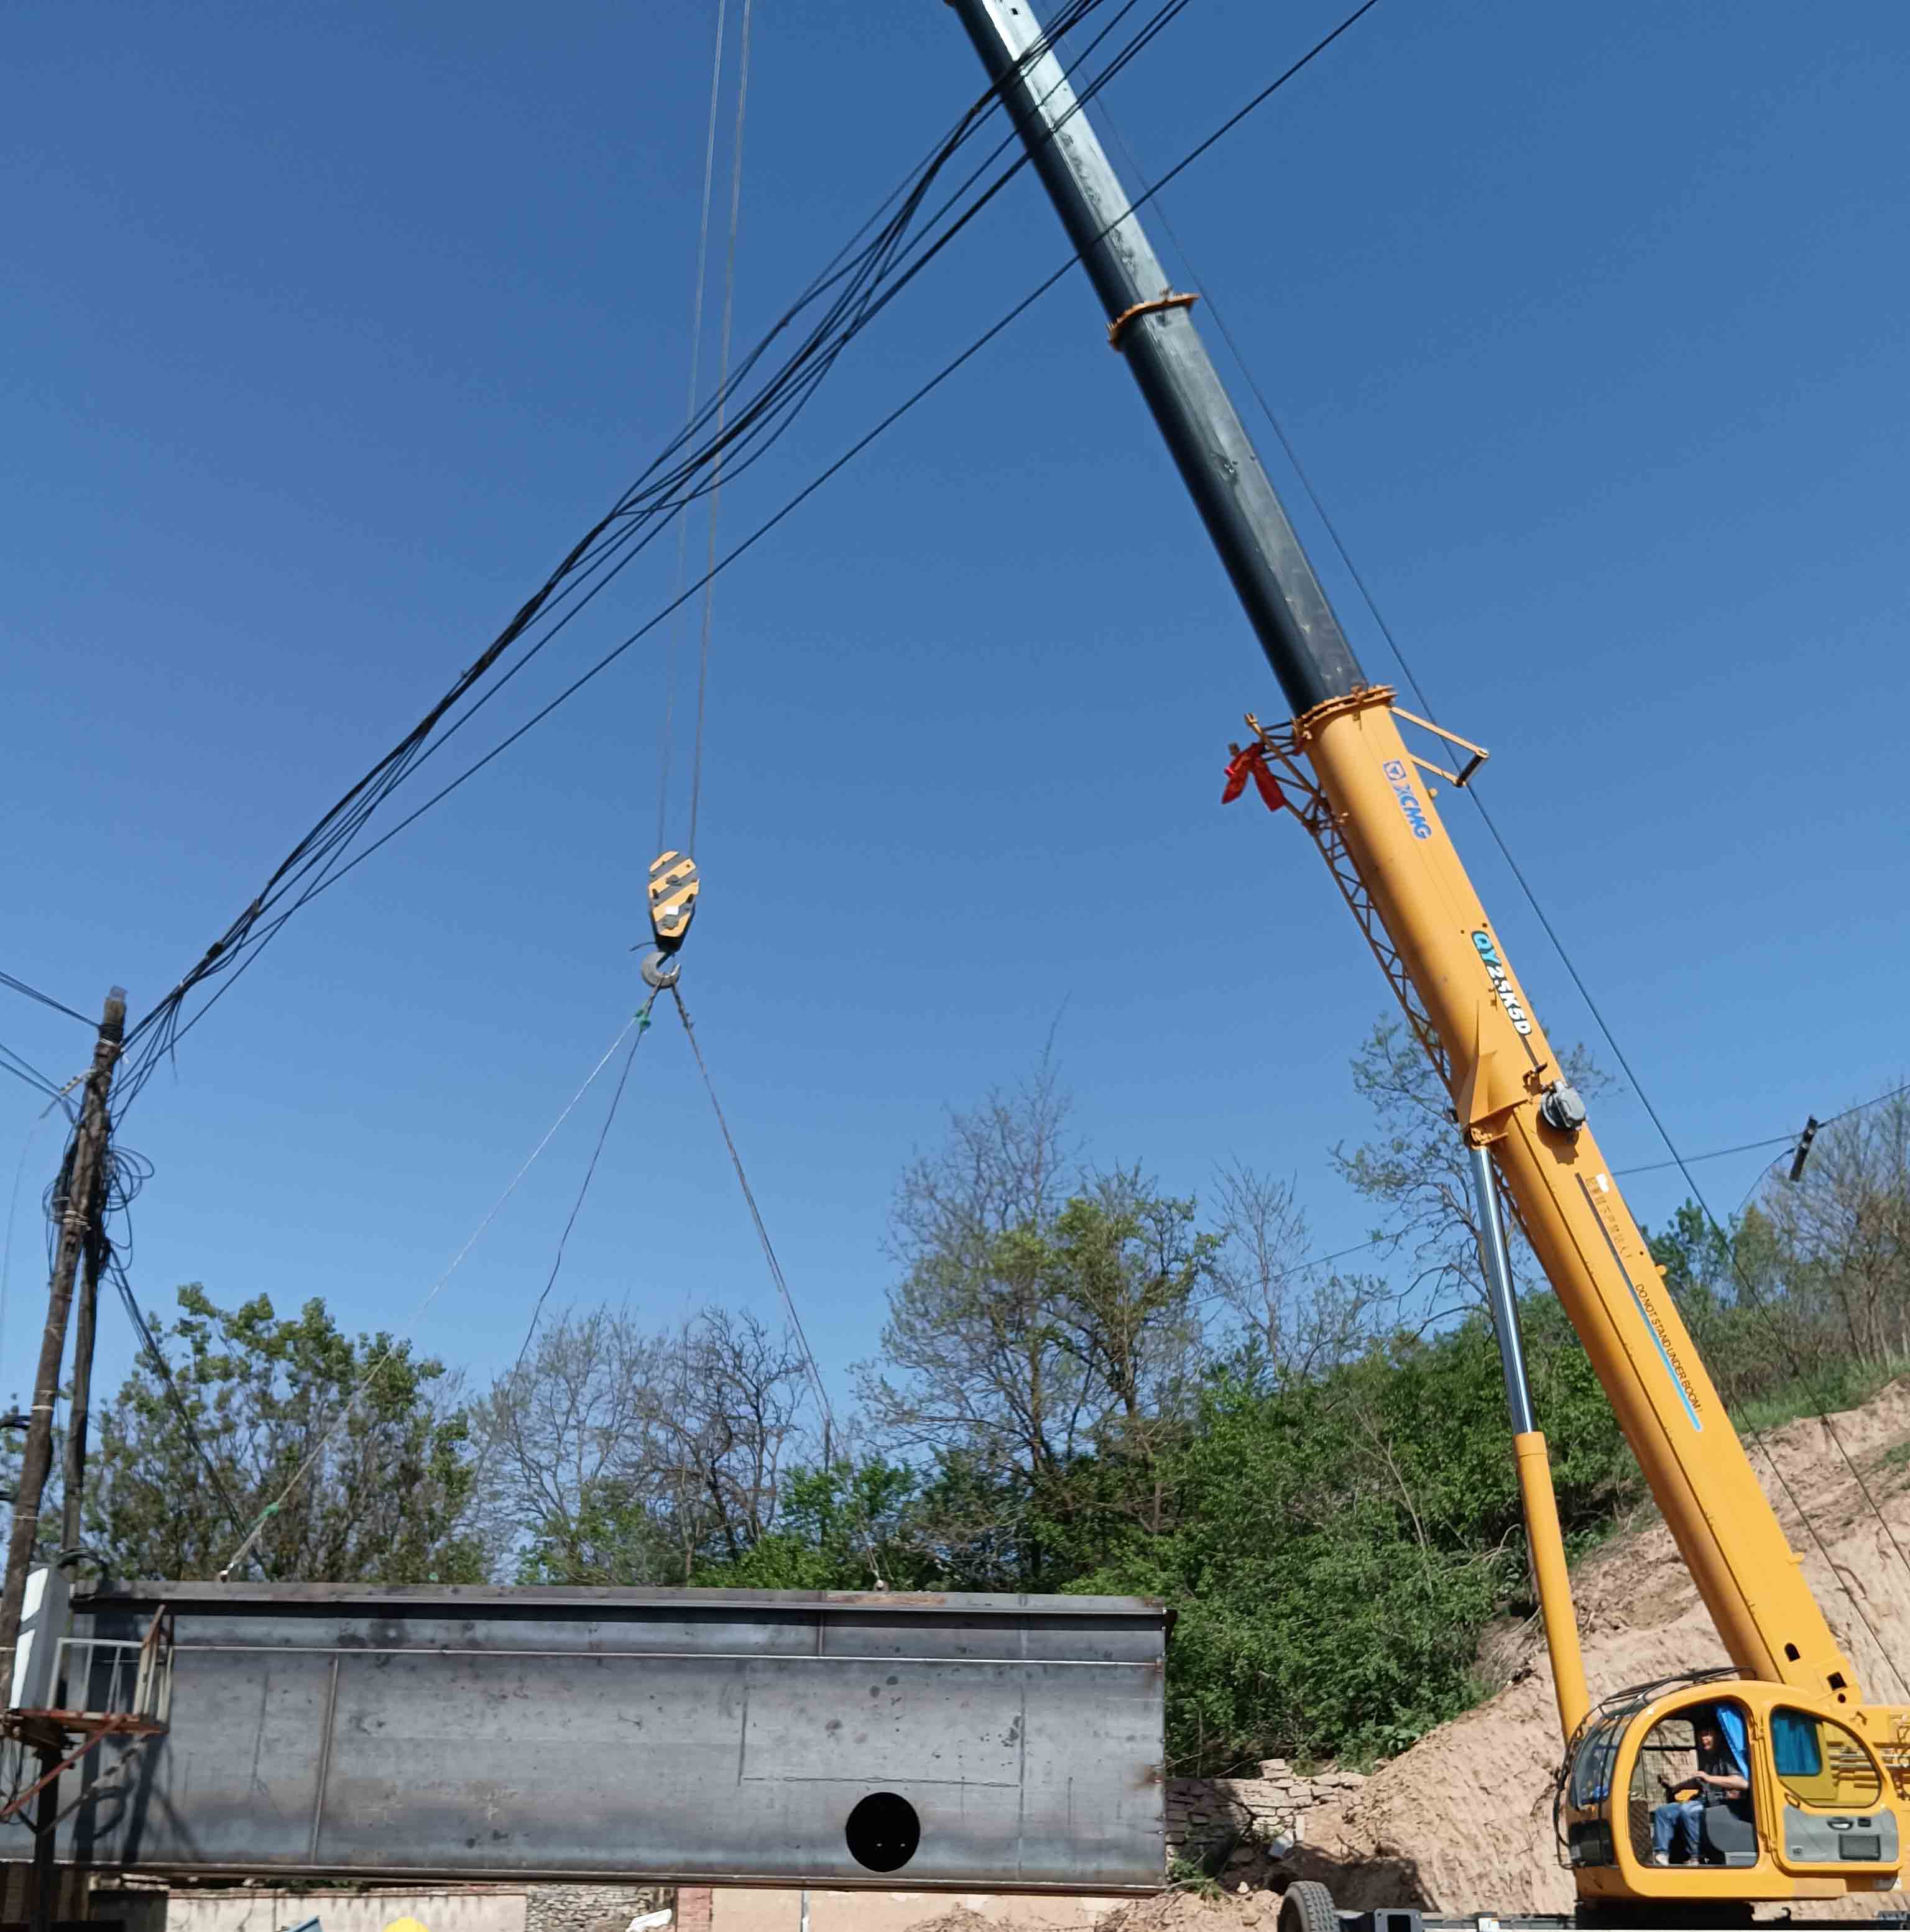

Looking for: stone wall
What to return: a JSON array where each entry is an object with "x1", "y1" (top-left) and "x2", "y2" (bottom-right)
[
  {"x1": 1166, "y1": 1760, "x2": 1368, "y2": 1867},
  {"x1": 524, "y1": 1887, "x2": 671, "y2": 1932}
]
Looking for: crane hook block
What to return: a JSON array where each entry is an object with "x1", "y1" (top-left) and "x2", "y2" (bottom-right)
[{"x1": 648, "y1": 851, "x2": 700, "y2": 955}]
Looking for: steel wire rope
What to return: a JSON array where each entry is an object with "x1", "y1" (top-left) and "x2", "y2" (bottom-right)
[
  {"x1": 195, "y1": 0, "x2": 1383, "y2": 977},
  {"x1": 687, "y1": 0, "x2": 755, "y2": 857},
  {"x1": 106, "y1": 0, "x2": 1209, "y2": 1110},
  {"x1": 1099, "y1": 103, "x2": 1910, "y2": 1678},
  {"x1": 668, "y1": 984, "x2": 887, "y2": 1587},
  {"x1": 512, "y1": 988, "x2": 662, "y2": 1374},
  {"x1": 113, "y1": 0, "x2": 1163, "y2": 1110},
  {"x1": 213, "y1": 1005, "x2": 654, "y2": 1580},
  {"x1": 658, "y1": 0, "x2": 732, "y2": 858},
  {"x1": 389, "y1": 0, "x2": 1186, "y2": 762}
]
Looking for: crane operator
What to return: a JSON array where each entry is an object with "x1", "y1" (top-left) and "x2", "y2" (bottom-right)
[{"x1": 1653, "y1": 1708, "x2": 1751, "y2": 1865}]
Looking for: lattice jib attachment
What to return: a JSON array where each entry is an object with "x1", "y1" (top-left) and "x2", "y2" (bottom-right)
[{"x1": 1243, "y1": 704, "x2": 1452, "y2": 1095}]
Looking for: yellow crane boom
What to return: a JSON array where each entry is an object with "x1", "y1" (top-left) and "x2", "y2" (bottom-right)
[{"x1": 944, "y1": 0, "x2": 1910, "y2": 1911}]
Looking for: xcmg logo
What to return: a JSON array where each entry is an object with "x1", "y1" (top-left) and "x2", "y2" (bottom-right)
[
  {"x1": 1380, "y1": 759, "x2": 1434, "y2": 840},
  {"x1": 1471, "y1": 930, "x2": 1533, "y2": 1036}
]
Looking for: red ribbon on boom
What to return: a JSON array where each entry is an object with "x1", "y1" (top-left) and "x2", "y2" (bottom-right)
[{"x1": 1222, "y1": 742, "x2": 1285, "y2": 813}]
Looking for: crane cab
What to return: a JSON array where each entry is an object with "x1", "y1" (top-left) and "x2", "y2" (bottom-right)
[{"x1": 1559, "y1": 1675, "x2": 1906, "y2": 1908}]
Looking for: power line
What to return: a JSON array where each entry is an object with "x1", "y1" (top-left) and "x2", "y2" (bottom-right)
[
  {"x1": 116, "y1": 0, "x2": 1145, "y2": 1107},
  {"x1": 102, "y1": 1254, "x2": 256, "y2": 1567},
  {"x1": 1612, "y1": 1134, "x2": 1798, "y2": 1180},
  {"x1": 218, "y1": 0, "x2": 1385, "y2": 932},
  {"x1": 118, "y1": 0, "x2": 1372, "y2": 1105},
  {"x1": 1822, "y1": 1077, "x2": 1910, "y2": 1129},
  {"x1": 0, "y1": 1043, "x2": 61, "y2": 1103},
  {"x1": 0, "y1": 972, "x2": 90, "y2": 1030},
  {"x1": 1610, "y1": 1082, "x2": 1910, "y2": 1182},
  {"x1": 0, "y1": 1097, "x2": 71, "y2": 1380}
]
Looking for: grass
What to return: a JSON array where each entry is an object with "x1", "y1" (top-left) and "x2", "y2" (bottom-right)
[{"x1": 1728, "y1": 1361, "x2": 1905, "y2": 1435}]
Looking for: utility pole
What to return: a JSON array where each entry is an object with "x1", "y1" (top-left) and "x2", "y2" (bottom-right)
[
  {"x1": 0, "y1": 989, "x2": 125, "y2": 1700},
  {"x1": 57, "y1": 1175, "x2": 109, "y2": 1565}
]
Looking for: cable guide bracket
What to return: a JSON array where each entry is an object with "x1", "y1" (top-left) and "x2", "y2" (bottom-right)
[{"x1": 1391, "y1": 706, "x2": 1490, "y2": 788}]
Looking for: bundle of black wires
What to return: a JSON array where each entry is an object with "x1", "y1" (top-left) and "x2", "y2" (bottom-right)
[{"x1": 116, "y1": 0, "x2": 1196, "y2": 1110}]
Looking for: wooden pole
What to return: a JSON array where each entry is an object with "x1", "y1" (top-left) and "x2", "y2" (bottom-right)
[
  {"x1": 2, "y1": 990, "x2": 123, "y2": 1932},
  {"x1": 0, "y1": 988, "x2": 124, "y2": 1696}
]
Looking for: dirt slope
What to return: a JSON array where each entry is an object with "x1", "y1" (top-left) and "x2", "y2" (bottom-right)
[{"x1": 1289, "y1": 1381, "x2": 1910, "y2": 1916}]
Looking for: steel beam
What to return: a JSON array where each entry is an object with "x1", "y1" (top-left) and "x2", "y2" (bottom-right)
[{"x1": 59, "y1": 1584, "x2": 1166, "y2": 1893}]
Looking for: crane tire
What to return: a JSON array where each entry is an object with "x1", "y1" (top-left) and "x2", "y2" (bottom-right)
[{"x1": 1277, "y1": 1881, "x2": 1337, "y2": 1932}]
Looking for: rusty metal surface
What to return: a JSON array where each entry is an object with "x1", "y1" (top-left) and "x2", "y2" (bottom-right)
[{"x1": 59, "y1": 1584, "x2": 1166, "y2": 1892}]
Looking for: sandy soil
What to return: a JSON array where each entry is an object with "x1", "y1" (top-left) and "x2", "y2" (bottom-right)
[{"x1": 1282, "y1": 1380, "x2": 1910, "y2": 1915}]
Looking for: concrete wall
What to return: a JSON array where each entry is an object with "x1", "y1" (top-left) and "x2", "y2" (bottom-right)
[{"x1": 0, "y1": 1861, "x2": 87, "y2": 1927}]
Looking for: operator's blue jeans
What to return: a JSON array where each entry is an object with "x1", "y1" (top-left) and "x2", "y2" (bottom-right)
[{"x1": 1653, "y1": 1798, "x2": 1703, "y2": 1861}]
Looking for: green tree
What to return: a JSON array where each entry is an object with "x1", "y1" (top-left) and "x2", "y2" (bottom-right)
[
  {"x1": 1331, "y1": 1016, "x2": 1612, "y2": 1316},
  {"x1": 859, "y1": 1065, "x2": 1214, "y2": 1588},
  {"x1": 692, "y1": 1458, "x2": 930, "y2": 1591},
  {"x1": 481, "y1": 1305, "x2": 813, "y2": 1585},
  {"x1": 1075, "y1": 1298, "x2": 1633, "y2": 1771},
  {"x1": 88, "y1": 1286, "x2": 487, "y2": 1584}
]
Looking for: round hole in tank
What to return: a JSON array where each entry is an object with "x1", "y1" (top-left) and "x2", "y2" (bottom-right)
[{"x1": 846, "y1": 1790, "x2": 921, "y2": 1872}]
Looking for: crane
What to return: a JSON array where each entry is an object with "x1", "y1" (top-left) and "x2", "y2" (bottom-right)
[{"x1": 942, "y1": 0, "x2": 1910, "y2": 1921}]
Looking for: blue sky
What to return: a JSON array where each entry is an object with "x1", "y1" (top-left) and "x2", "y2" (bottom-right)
[{"x1": 4, "y1": 0, "x2": 1908, "y2": 1425}]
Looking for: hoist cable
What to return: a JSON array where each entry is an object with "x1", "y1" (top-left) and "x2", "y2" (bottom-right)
[
  {"x1": 659, "y1": 0, "x2": 732, "y2": 858},
  {"x1": 213, "y1": 0, "x2": 1378, "y2": 955},
  {"x1": 113, "y1": 0, "x2": 1155, "y2": 1109},
  {"x1": 688, "y1": 0, "x2": 755, "y2": 857}
]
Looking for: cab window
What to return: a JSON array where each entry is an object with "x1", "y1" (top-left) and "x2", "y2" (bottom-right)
[
  {"x1": 1570, "y1": 1716, "x2": 1625, "y2": 1808},
  {"x1": 1626, "y1": 1703, "x2": 1756, "y2": 1869},
  {"x1": 1771, "y1": 1708, "x2": 1882, "y2": 1810}
]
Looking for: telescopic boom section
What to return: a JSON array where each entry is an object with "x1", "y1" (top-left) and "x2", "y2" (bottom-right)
[
  {"x1": 944, "y1": 0, "x2": 1363, "y2": 715},
  {"x1": 948, "y1": 0, "x2": 1862, "y2": 1708}
]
